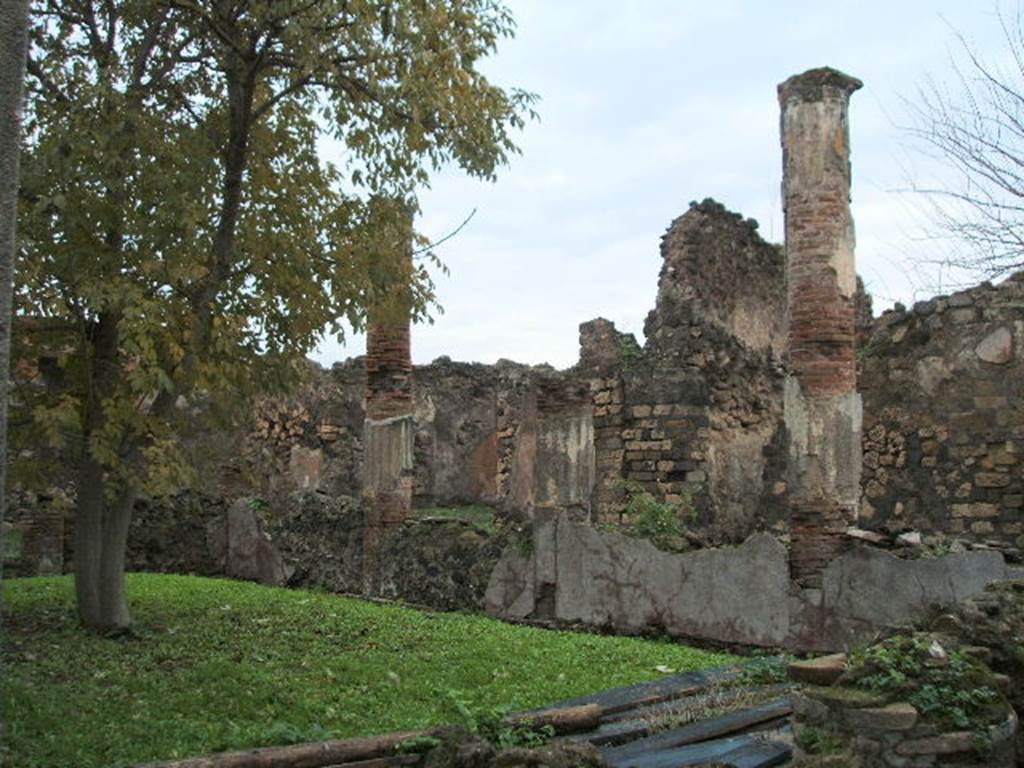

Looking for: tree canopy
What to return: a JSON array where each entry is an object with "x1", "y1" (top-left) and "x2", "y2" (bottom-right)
[{"x1": 18, "y1": 0, "x2": 535, "y2": 629}]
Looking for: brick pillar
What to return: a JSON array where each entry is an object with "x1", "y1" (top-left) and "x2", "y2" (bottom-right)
[
  {"x1": 361, "y1": 214, "x2": 415, "y2": 596},
  {"x1": 579, "y1": 318, "x2": 626, "y2": 522},
  {"x1": 779, "y1": 68, "x2": 864, "y2": 587}
]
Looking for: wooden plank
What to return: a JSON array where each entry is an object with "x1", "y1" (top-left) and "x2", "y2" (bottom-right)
[
  {"x1": 599, "y1": 698, "x2": 791, "y2": 760},
  {"x1": 132, "y1": 730, "x2": 432, "y2": 768},
  {"x1": 321, "y1": 757, "x2": 420, "y2": 768},
  {"x1": 598, "y1": 700, "x2": 790, "y2": 761},
  {"x1": 603, "y1": 733, "x2": 755, "y2": 768},
  {"x1": 582, "y1": 711, "x2": 790, "y2": 751},
  {"x1": 603, "y1": 732, "x2": 791, "y2": 768},
  {"x1": 521, "y1": 663, "x2": 743, "y2": 717},
  {"x1": 715, "y1": 738, "x2": 792, "y2": 768},
  {"x1": 513, "y1": 703, "x2": 602, "y2": 734}
]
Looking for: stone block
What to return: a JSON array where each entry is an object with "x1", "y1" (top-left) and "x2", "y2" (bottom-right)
[
  {"x1": 976, "y1": 473, "x2": 1011, "y2": 488},
  {"x1": 976, "y1": 326, "x2": 1013, "y2": 364},
  {"x1": 894, "y1": 731, "x2": 974, "y2": 756},
  {"x1": 844, "y1": 701, "x2": 918, "y2": 733},
  {"x1": 788, "y1": 652, "x2": 847, "y2": 685}
]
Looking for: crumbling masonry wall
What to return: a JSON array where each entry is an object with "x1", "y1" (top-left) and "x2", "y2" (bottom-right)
[
  {"x1": 859, "y1": 276, "x2": 1024, "y2": 545},
  {"x1": 11, "y1": 67, "x2": 1024, "y2": 582},
  {"x1": 577, "y1": 200, "x2": 788, "y2": 541}
]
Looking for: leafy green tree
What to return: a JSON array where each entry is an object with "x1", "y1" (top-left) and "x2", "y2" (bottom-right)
[{"x1": 18, "y1": 0, "x2": 534, "y2": 630}]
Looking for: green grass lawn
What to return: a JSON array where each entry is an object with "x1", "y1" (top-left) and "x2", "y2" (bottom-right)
[{"x1": 2, "y1": 573, "x2": 736, "y2": 768}]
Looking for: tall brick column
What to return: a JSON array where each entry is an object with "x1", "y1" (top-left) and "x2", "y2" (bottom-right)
[
  {"x1": 361, "y1": 217, "x2": 415, "y2": 595},
  {"x1": 779, "y1": 68, "x2": 863, "y2": 587}
]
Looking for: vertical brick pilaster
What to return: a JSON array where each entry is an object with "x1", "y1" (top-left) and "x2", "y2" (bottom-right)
[
  {"x1": 365, "y1": 323, "x2": 412, "y2": 421},
  {"x1": 361, "y1": 209, "x2": 415, "y2": 595},
  {"x1": 779, "y1": 68, "x2": 864, "y2": 587}
]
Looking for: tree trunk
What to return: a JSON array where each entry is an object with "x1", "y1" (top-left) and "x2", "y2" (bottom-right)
[
  {"x1": 75, "y1": 452, "x2": 136, "y2": 631},
  {"x1": 75, "y1": 311, "x2": 136, "y2": 631},
  {"x1": 98, "y1": 487, "x2": 135, "y2": 629},
  {"x1": 74, "y1": 452, "x2": 104, "y2": 623},
  {"x1": 0, "y1": 0, "x2": 31, "y2": 577}
]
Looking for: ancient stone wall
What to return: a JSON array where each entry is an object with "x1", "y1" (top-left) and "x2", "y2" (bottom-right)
[
  {"x1": 14, "y1": 221, "x2": 1023, "y2": 565},
  {"x1": 859, "y1": 274, "x2": 1024, "y2": 545},
  {"x1": 226, "y1": 359, "x2": 366, "y2": 502},
  {"x1": 578, "y1": 200, "x2": 789, "y2": 541},
  {"x1": 646, "y1": 200, "x2": 786, "y2": 359},
  {"x1": 219, "y1": 357, "x2": 595, "y2": 520},
  {"x1": 412, "y1": 360, "x2": 500, "y2": 506},
  {"x1": 3, "y1": 489, "x2": 65, "y2": 576}
]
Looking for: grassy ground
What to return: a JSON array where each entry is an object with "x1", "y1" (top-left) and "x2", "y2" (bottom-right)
[
  {"x1": 2, "y1": 573, "x2": 736, "y2": 768},
  {"x1": 412, "y1": 504, "x2": 499, "y2": 534}
]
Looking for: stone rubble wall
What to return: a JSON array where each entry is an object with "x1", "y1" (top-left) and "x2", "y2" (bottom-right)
[
  {"x1": 9, "y1": 201, "x2": 1024, "y2": 576},
  {"x1": 579, "y1": 200, "x2": 789, "y2": 541},
  {"x1": 859, "y1": 274, "x2": 1024, "y2": 545},
  {"x1": 203, "y1": 200, "x2": 1021, "y2": 550}
]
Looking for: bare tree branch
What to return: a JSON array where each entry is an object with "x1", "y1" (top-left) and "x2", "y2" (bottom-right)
[{"x1": 907, "y1": 4, "x2": 1024, "y2": 278}]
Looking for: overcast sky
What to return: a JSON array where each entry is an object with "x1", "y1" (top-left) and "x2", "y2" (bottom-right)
[{"x1": 314, "y1": 0, "x2": 1009, "y2": 369}]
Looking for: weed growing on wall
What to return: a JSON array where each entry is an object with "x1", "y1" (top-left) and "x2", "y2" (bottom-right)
[{"x1": 606, "y1": 481, "x2": 701, "y2": 551}]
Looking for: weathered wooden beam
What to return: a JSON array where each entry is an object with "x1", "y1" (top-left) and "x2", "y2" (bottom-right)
[
  {"x1": 132, "y1": 730, "x2": 430, "y2": 768},
  {"x1": 600, "y1": 698, "x2": 791, "y2": 761}
]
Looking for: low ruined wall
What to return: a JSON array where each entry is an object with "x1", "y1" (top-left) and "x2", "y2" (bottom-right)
[
  {"x1": 484, "y1": 515, "x2": 1013, "y2": 652},
  {"x1": 860, "y1": 275, "x2": 1024, "y2": 545},
  {"x1": 13, "y1": 487, "x2": 1017, "y2": 652}
]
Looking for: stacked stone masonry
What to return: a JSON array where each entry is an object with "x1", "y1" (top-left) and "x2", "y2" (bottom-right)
[
  {"x1": 193, "y1": 258, "x2": 1021, "y2": 552},
  {"x1": 9, "y1": 222, "x2": 1024, "y2": 575},
  {"x1": 859, "y1": 275, "x2": 1024, "y2": 545}
]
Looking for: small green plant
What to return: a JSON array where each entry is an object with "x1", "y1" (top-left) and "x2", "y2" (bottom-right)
[
  {"x1": 630, "y1": 492, "x2": 682, "y2": 539},
  {"x1": 846, "y1": 634, "x2": 1003, "y2": 732},
  {"x1": 257, "y1": 721, "x2": 336, "y2": 746},
  {"x1": 444, "y1": 689, "x2": 555, "y2": 750},
  {"x1": 618, "y1": 336, "x2": 642, "y2": 364},
  {"x1": 736, "y1": 655, "x2": 793, "y2": 686},
  {"x1": 395, "y1": 735, "x2": 443, "y2": 754},
  {"x1": 612, "y1": 481, "x2": 701, "y2": 550},
  {"x1": 796, "y1": 724, "x2": 844, "y2": 755}
]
